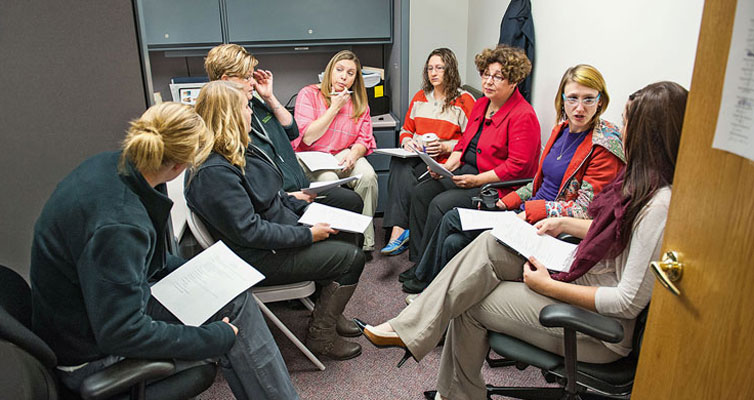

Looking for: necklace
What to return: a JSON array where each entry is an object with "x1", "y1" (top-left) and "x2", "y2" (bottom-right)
[{"x1": 556, "y1": 130, "x2": 587, "y2": 160}]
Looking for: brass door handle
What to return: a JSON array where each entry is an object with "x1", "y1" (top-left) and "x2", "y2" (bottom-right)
[{"x1": 650, "y1": 251, "x2": 684, "y2": 296}]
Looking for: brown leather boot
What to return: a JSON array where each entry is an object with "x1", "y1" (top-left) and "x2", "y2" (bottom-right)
[
  {"x1": 336, "y1": 314, "x2": 362, "y2": 337},
  {"x1": 306, "y1": 282, "x2": 362, "y2": 360}
]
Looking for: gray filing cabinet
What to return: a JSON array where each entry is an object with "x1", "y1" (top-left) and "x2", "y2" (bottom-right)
[
  {"x1": 367, "y1": 113, "x2": 398, "y2": 215},
  {"x1": 140, "y1": 0, "x2": 223, "y2": 46},
  {"x1": 226, "y1": 0, "x2": 391, "y2": 45},
  {"x1": 138, "y1": 0, "x2": 391, "y2": 49}
]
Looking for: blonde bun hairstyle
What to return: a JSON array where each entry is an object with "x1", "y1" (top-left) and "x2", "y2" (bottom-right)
[{"x1": 120, "y1": 102, "x2": 212, "y2": 174}]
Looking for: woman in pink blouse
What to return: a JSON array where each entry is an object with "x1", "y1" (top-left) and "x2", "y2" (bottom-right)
[{"x1": 294, "y1": 50, "x2": 378, "y2": 252}]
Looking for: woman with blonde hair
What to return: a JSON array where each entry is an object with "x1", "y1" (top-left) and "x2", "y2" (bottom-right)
[
  {"x1": 186, "y1": 81, "x2": 366, "y2": 361},
  {"x1": 402, "y1": 64, "x2": 625, "y2": 294},
  {"x1": 31, "y1": 102, "x2": 300, "y2": 399},
  {"x1": 293, "y1": 50, "x2": 379, "y2": 252}
]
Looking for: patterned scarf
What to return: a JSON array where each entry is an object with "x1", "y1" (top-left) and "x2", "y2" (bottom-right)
[{"x1": 551, "y1": 169, "x2": 629, "y2": 282}]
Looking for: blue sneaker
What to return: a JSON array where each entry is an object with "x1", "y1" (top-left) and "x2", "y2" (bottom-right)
[{"x1": 380, "y1": 230, "x2": 410, "y2": 255}]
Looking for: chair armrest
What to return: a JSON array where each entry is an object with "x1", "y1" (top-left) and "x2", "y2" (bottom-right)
[
  {"x1": 79, "y1": 358, "x2": 175, "y2": 400},
  {"x1": 556, "y1": 233, "x2": 582, "y2": 244},
  {"x1": 480, "y1": 178, "x2": 533, "y2": 193},
  {"x1": 539, "y1": 303, "x2": 623, "y2": 343}
]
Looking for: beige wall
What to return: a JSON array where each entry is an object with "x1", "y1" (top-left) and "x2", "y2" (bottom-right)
[{"x1": 410, "y1": 0, "x2": 704, "y2": 141}]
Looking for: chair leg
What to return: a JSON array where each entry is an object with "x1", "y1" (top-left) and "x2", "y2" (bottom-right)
[
  {"x1": 486, "y1": 385, "x2": 565, "y2": 400},
  {"x1": 253, "y1": 295, "x2": 326, "y2": 371},
  {"x1": 300, "y1": 297, "x2": 315, "y2": 311},
  {"x1": 486, "y1": 350, "x2": 518, "y2": 368}
]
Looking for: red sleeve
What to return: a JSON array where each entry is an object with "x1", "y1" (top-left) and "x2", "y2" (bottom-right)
[
  {"x1": 399, "y1": 94, "x2": 420, "y2": 144},
  {"x1": 492, "y1": 111, "x2": 541, "y2": 181}
]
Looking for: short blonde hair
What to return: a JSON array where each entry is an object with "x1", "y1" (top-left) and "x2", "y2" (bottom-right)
[
  {"x1": 320, "y1": 50, "x2": 368, "y2": 121},
  {"x1": 205, "y1": 44, "x2": 258, "y2": 81},
  {"x1": 554, "y1": 64, "x2": 610, "y2": 128},
  {"x1": 120, "y1": 102, "x2": 212, "y2": 174},
  {"x1": 474, "y1": 45, "x2": 531, "y2": 85},
  {"x1": 194, "y1": 80, "x2": 249, "y2": 170}
]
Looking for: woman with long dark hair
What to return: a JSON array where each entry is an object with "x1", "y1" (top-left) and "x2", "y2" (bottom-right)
[
  {"x1": 356, "y1": 81, "x2": 687, "y2": 400},
  {"x1": 380, "y1": 48, "x2": 475, "y2": 255}
]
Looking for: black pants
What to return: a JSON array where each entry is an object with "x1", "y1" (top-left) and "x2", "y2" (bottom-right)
[
  {"x1": 407, "y1": 164, "x2": 479, "y2": 263},
  {"x1": 315, "y1": 186, "x2": 364, "y2": 248},
  {"x1": 414, "y1": 208, "x2": 484, "y2": 283},
  {"x1": 253, "y1": 238, "x2": 365, "y2": 287},
  {"x1": 383, "y1": 157, "x2": 426, "y2": 229}
]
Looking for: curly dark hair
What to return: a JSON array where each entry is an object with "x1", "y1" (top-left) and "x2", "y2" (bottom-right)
[
  {"x1": 474, "y1": 45, "x2": 531, "y2": 85},
  {"x1": 421, "y1": 48, "x2": 462, "y2": 112}
]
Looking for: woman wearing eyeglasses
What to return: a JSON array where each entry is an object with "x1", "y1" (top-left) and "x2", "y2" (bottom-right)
[
  {"x1": 402, "y1": 45, "x2": 541, "y2": 275},
  {"x1": 380, "y1": 48, "x2": 475, "y2": 256},
  {"x1": 401, "y1": 64, "x2": 626, "y2": 294}
]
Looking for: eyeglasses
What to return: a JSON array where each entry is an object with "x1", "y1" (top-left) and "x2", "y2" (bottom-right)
[
  {"x1": 480, "y1": 71, "x2": 505, "y2": 84},
  {"x1": 562, "y1": 93, "x2": 601, "y2": 106},
  {"x1": 427, "y1": 66, "x2": 446, "y2": 72},
  {"x1": 234, "y1": 74, "x2": 254, "y2": 83}
]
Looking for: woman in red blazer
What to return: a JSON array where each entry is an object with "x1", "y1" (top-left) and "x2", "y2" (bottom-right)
[{"x1": 405, "y1": 45, "x2": 541, "y2": 269}]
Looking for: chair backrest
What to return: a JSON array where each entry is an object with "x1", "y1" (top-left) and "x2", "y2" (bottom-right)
[
  {"x1": 0, "y1": 264, "x2": 32, "y2": 328},
  {"x1": 186, "y1": 210, "x2": 217, "y2": 249},
  {"x1": 165, "y1": 170, "x2": 189, "y2": 242}
]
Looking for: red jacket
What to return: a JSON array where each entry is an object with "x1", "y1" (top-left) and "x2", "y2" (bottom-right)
[
  {"x1": 501, "y1": 119, "x2": 625, "y2": 223},
  {"x1": 453, "y1": 89, "x2": 540, "y2": 195}
]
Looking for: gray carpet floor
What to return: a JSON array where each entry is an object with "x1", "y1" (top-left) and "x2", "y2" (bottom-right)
[{"x1": 199, "y1": 218, "x2": 552, "y2": 399}]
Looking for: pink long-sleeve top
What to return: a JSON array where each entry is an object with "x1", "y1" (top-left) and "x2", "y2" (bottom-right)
[{"x1": 292, "y1": 84, "x2": 376, "y2": 155}]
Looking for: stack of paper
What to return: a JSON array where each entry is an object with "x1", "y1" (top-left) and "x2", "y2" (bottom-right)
[
  {"x1": 490, "y1": 213, "x2": 577, "y2": 273},
  {"x1": 373, "y1": 148, "x2": 420, "y2": 158},
  {"x1": 298, "y1": 202, "x2": 372, "y2": 234},
  {"x1": 297, "y1": 151, "x2": 344, "y2": 172},
  {"x1": 150, "y1": 241, "x2": 265, "y2": 326},
  {"x1": 416, "y1": 150, "x2": 453, "y2": 178},
  {"x1": 303, "y1": 175, "x2": 361, "y2": 195}
]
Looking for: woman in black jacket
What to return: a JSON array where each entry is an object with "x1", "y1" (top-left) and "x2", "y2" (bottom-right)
[{"x1": 185, "y1": 80, "x2": 365, "y2": 361}]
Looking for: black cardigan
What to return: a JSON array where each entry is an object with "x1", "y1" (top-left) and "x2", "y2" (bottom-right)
[
  {"x1": 185, "y1": 144, "x2": 312, "y2": 264},
  {"x1": 31, "y1": 152, "x2": 235, "y2": 365}
]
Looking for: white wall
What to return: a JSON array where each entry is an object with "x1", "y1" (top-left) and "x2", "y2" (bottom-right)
[
  {"x1": 408, "y1": 0, "x2": 469, "y2": 96},
  {"x1": 411, "y1": 0, "x2": 705, "y2": 140}
]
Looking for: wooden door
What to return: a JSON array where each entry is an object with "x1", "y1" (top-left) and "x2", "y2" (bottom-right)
[{"x1": 632, "y1": 0, "x2": 754, "y2": 398}]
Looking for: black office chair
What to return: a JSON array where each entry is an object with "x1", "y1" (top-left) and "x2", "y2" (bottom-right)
[
  {"x1": 0, "y1": 264, "x2": 218, "y2": 400},
  {"x1": 483, "y1": 303, "x2": 648, "y2": 399}
]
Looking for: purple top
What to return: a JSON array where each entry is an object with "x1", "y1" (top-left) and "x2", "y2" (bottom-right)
[{"x1": 522, "y1": 126, "x2": 589, "y2": 210}]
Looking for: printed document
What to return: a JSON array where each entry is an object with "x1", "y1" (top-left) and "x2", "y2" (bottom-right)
[
  {"x1": 150, "y1": 241, "x2": 265, "y2": 326},
  {"x1": 297, "y1": 151, "x2": 344, "y2": 172},
  {"x1": 457, "y1": 208, "x2": 516, "y2": 231},
  {"x1": 415, "y1": 149, "x2": 453, "y2": 178},
  {"x1": 303, "y1": 175, "x2": 361, "y2": 195},
  {"x1": 298, "y1": 202, "x2": 372, "y2": 234},
  {"x1": 373, "y1": 148, "x2": 420, "y2": 158},
  {"x1": 491, "y1": 213, "x2": 577, "y2": 272}
]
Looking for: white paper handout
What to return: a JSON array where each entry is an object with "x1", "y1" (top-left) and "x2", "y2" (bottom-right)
[
  {"x1": 415, "y1": 149, "x2": 453, "y2": 178},
  {"x1": 150, "y1": 241, "x2": 265, "y2": 326},
  {"x1": 490, "y1": 213, "x2": 577, "y2": 272},
  {"x1": 711, "y1": 0, "x2": 754, "y2": 162},
  {"x1": 373, "y1": 148, "x2": 420, "y2": 158},
  {"x1": 457, "y1": 208, "x2": 516, "y2": 231},
  {"x1": 297, "y1": 151, "x2": 344, "y2": 172},
  {"x1": 298, "y1": 202, "x2": 372, "y2": 234},
  {"x1": 302, "y1": 174, "x2": 361, "y2": 195}
]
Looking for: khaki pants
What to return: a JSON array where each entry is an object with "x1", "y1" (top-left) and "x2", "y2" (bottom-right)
[
  {"x1": 299, "y1": 148, "x2": 378, "y2": 250},
  {"x1": 390, "y1": 231, "x2": 620, "y2": 400}
]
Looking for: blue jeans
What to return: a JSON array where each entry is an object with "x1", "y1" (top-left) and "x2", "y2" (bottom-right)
[{"x1": 58, "y1": 292, "x2": 299, "y2": 400}]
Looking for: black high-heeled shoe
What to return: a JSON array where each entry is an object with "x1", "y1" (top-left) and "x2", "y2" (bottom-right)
[
  {"x1": 353, "y1": 318, "x2": 417, "y2": 367},
  {"x1": 423, "y1": 390, "x2": 437, "y2": 400}
]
